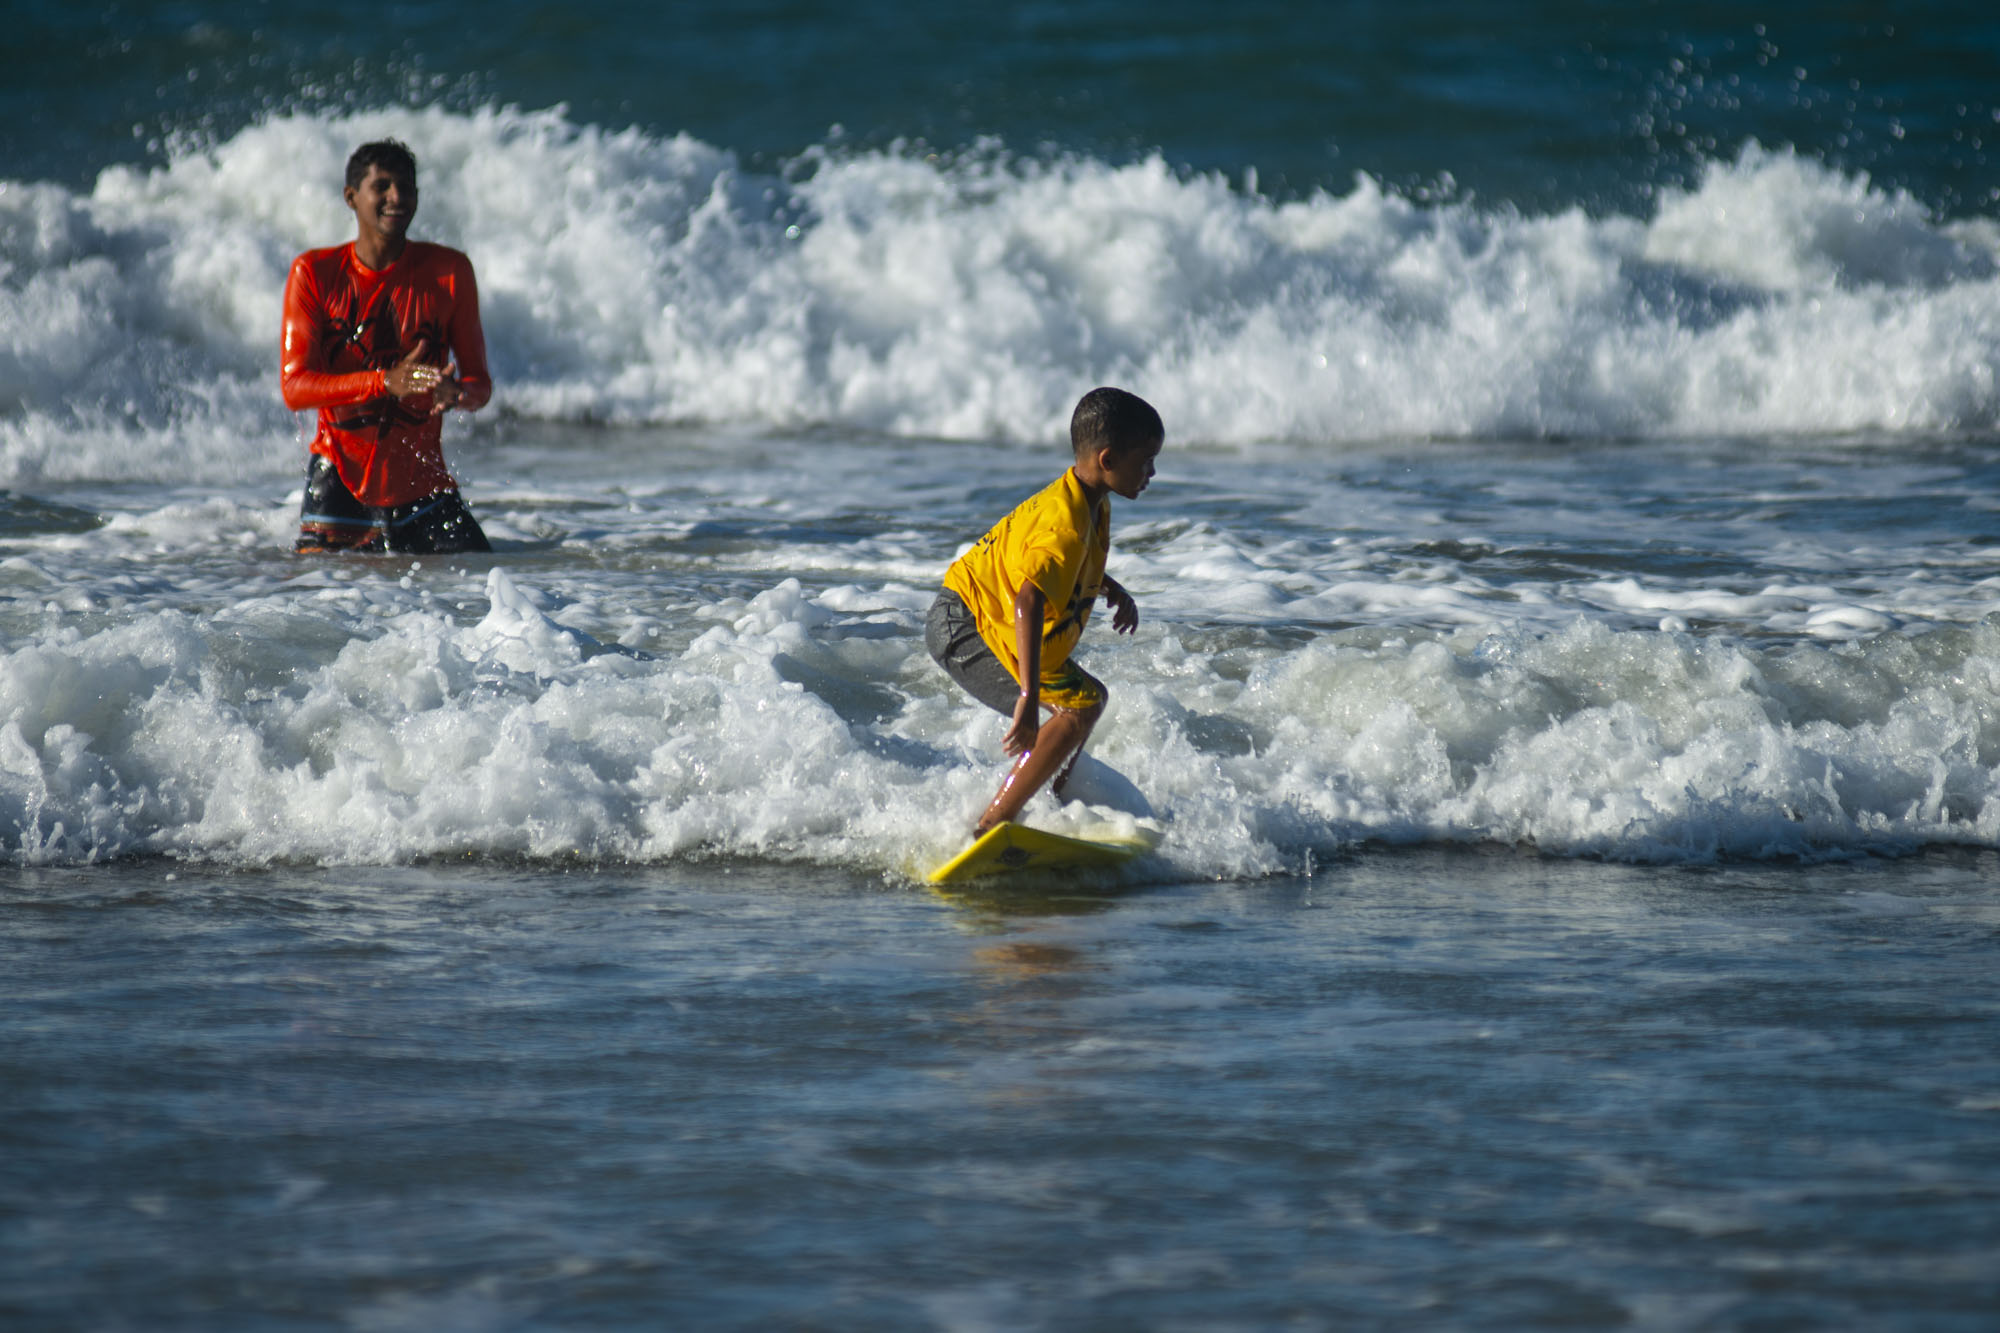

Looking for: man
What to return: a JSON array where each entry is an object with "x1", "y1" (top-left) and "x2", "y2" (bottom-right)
[{"x1": 280, "y1": 139, "x2": 492, "y2": 553}]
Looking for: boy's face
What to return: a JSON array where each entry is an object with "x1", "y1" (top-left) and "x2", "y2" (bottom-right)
[{"x1": 1099, "y1": 437, "x2": 1161, "y2": 500}]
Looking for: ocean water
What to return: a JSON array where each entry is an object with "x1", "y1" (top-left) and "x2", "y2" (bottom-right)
[{"x1": 5, "y1": 2, "x2": 2000, "y2": 1327}]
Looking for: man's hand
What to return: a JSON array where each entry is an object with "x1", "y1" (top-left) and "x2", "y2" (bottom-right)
[
  {"x1": 1105, "y1": 577, "x2": 1138, "y2": 634},
  {"x1": 426, "y1": 361, "x2": 463, "y2": 415},
  {"x1": 1002, "y1": 691, "x2": 1039, "y2": 757},
  {"x1": 382, "y1": 340, "x2": 439, "y2": 400}
]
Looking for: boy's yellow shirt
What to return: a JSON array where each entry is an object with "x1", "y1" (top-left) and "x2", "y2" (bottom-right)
[{"x1": 944, "y1": 467, "x2": 1109, "y2": 688}]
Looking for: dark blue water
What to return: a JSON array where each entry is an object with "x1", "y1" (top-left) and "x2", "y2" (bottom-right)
[
  {"x1": 9, "y1": 2, "x2": 1996, "y2": 213},
  {"x1": 7, "y1": 851, "x2": 2000, "y2": 1330}
]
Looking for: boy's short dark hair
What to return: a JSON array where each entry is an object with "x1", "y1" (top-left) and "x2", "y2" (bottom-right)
[
  {"x1": 1070, "y1": 387, "x2": 1163, "y2": 458},
  {"x1": 345, "y1": 139, "x2": 418, "y2": 191}
]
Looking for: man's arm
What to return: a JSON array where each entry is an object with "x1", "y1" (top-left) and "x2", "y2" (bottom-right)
[
  {"x1": 279, "y1": 259, "x2": 386, "y2": 411},
  {"x1": 429, "y1": 258, "x2": 491, "y2": 416},
  {"x1": 280, "y1": 258, "x2": 463, "y2": 412}
]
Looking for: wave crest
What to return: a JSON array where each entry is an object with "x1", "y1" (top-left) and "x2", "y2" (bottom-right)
[{"x1": 5, "y1": 106, "x2": 1999, "y2": 484}]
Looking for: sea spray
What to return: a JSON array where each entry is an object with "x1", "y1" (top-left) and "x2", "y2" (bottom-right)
[{"x1": 6, "y1": 106, "x2": 2000, "y2": 490}]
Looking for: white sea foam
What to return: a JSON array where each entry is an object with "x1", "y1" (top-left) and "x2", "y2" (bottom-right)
[
  {"x1": 7, "y1": 104, "x2": 1999, "y2": 874},
  {"x1": 4, "y1": 105, "x2": 2000, "y2": 487},
  {"x1": 5, "y1": 567, "x2": 2000, "y2": 872}
]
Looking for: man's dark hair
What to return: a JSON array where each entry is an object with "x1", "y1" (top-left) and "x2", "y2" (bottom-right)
[
  {"x1": 345, "y1": 139, "x2": 418, "y2": 191},
  {"x1": 1070, "y1": 387, "x2": 1163, "y2": 458}
]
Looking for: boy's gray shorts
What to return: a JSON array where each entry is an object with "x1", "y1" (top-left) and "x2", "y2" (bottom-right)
[{"x1": 926, "y1": 589, "x2": 1022, "y2": 716}]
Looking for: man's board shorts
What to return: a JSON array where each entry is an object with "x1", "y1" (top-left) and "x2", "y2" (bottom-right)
[
  {"x1": 295, "y1": 455, "x2": 492, "y2": 555},
  {"x1": 925, "y1": 588, "x2": 1106, "y2": 715}
]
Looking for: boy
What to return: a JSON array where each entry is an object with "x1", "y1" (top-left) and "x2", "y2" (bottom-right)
[
  {"x1": 280, "y1": 139, "x2": 492, "y2": 554},
  {"x1": 927, "y1": 387, "x2": 1163, "y2": 834}
]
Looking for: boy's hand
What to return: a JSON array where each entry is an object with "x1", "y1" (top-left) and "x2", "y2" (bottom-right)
[
  {"x1": 1104, "y1": 578, "x2": 1138, "y2": 634},
  {"x1": 1003, "y1": 692, "x2": 1039, "y2": 756}
]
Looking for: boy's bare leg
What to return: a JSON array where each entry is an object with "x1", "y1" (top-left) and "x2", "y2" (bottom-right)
[
  {"x1": 976, "y1": 703, "x2": 1103, "y2": 833},
  {"x1": 1049, "y1": 707, "x2": 1102, "y2": 800}
]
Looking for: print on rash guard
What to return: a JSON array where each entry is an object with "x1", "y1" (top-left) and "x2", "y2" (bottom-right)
[{"x1": 280, "y1": 240, "x2": 491, "y2": 508}]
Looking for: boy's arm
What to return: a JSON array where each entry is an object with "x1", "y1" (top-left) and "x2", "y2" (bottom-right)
[
  {"x1": 1102, "y1": 575, "x2": 1138, "y2": 634},
  {"x1": 1003, "y1": 581, "x2": 1046, "y2": 756}
]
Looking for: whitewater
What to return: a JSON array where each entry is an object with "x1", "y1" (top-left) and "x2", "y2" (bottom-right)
[
  {"x1": 5, "y1": 104, "x2": 2000, "y2": 478},
  {"x1": 3, "y1": 106, "x2": 2000, "y2": 875}
]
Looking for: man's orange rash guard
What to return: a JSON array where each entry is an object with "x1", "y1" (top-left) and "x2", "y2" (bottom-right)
[{"x1": 280, "y1": 241, "x2": 491, "y2": 508}]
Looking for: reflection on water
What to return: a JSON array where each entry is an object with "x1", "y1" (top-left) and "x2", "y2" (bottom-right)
[
  {"x1": 970, "y1": 940, "x2": 1091, "y2": 979},
  {"x1": 932, "y1": 878, "x2": 1133, "y2": 921}
]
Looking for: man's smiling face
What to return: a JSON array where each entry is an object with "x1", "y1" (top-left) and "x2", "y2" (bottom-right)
[{"x1": 345, "y1": 164, "x2": 418, "y2": 246}]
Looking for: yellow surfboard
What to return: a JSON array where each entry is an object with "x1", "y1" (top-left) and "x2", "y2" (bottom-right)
[{"x1": 928, "y1": 821, "x2": 1157, "y2": 885}]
